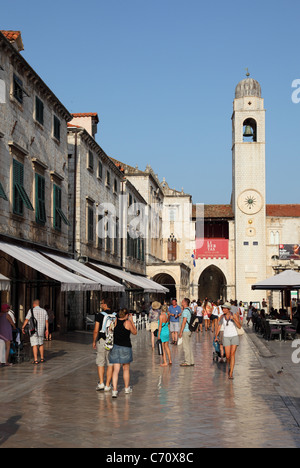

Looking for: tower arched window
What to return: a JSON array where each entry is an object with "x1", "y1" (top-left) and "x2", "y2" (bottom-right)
[{"x1": 243, "y1": 118, "x2": 257, "y2": 142}]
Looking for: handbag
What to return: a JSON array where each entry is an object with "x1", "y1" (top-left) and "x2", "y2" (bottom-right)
[
  {"x1": 177, "y1": 337, "x2": 183, "y2": 346},
  {"x1": 236, "y1": 325, "x2": 245, "y2": 336},
  {"x1": 157, "y1": 339, "x2": 163, "y2": 356}
]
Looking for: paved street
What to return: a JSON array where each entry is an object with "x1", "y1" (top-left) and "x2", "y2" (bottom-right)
[{"x1": 1, "y1": 328, "x2": 300, "y2": 448}]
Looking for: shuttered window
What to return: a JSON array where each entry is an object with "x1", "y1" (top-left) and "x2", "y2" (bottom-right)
[
  {"x1": 0, "y1": 181, "x2": 8, "y2": 201},
  {"x1": 35, "y1": 96, "x2": 44, "y2": 125},
  {"x1": 53, "y1": 184, "x2": 69, "y2": 231},
  {"x1": 87, "y1": 206, "x2": 94, "y2": 243},
  {"x1": 13, "y1": 160, "x2": 34, "y2": 215},
  {"x1": 35, "y1": 174, "x2": 46, "y2": 225}
]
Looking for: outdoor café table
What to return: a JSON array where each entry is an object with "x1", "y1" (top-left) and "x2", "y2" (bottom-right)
[{"x1": 267, "y1": 320, "x2": 291, "y2": 341}]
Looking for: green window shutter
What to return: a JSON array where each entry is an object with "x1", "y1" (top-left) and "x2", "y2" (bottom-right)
[
  {"x1": 88, "y1": 207, "x2": 94, "y2": 242},
  {"x1": 53, "y1": 185, "x2": 70, "y2": 230},
  {"x1": 35, "y1": 96, "x2": 44, "y2": 125},
  {"x1": 35, "y1": 174, "x2": 46, "y2": 224},
  {"x1": 0, "y1": 181, "x2": 8, "y2": 201},
  {"x1": 13, "y1": 160, "x2": 34, "y2": 213}
]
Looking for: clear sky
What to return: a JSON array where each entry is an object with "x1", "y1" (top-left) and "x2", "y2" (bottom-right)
[{"x1": 1, "y1": 0, "x2": 300, "y2": 205}]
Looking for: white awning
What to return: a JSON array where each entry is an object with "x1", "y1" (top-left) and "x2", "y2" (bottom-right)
[
  {"x1": 42, "y1": 252, "x2": 125, "y2": 292},
  {"x1": 0, "y1": 242, "x2": 101, "y2": 292},
  {"x1": 90, "y1": 263, "x2": 169, "y2": 294},
  {"x1": 0, "y1": 274, "x2": 10, "y2": 291}
]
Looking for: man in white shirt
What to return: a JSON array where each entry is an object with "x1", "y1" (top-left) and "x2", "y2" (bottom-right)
[{"x1": 22, "y1": 299, "x2": 49, "y2": 365}]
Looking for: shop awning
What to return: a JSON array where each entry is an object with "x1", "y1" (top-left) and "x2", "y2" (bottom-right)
[
  {"x1": 42, "y1": 252, "x2": 125, "y2": 292},
  {"x1": 0, "y1": 274, "x2": 10, "y2": 291},
  {"x1": 0, "y1": 242, "x2": 101, "y2": 292},
  {"x1": 90, "y1": 263, "x2": 169, "y2": 294}
]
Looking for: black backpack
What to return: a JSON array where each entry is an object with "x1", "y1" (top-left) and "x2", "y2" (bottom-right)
[
  {"x1": 188, "y1": 308, "x2": 199, "y2": 332},
  {"x1": 25, "y1": 309, "x2": 38, "y2": 337}
]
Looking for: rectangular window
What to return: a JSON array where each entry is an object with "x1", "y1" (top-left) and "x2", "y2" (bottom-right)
[
  {"x1": 13, "y1": 74, "x2": 23, "y2": 104},
  {"x1": 87, "y1": 206, "x2": 94, "y2": 243},
  {"x1": 35, "y1": 174, "x2": 46, "y2": 225},
  {"x1": 106, "y1": 170, "x2": 110, "y2": 187},
  {"x1": 53, "y1": 184, "x2": 69, "y2": 230},
  {"x1": 98, "y1": 160, "x2": 103, "y2": 179},
  {"x1": 13, "y1": 160, "x2": 34, "y2": 215},
  {"x1": 88, "y1": 151, "x2": 94, "y2": 171},
  {"x1": 35, "y1": 96, "x2": 44, "y2": 125},
  {"x1": 97, "y1": 214, "x2": 103, "y2": 249},
  {"x1": 114, "y1": 178, "x2": 118, "y2": 194},
  {"x1": 53, "y1": 115, "x2": 61, "y2": 141},
  {"x1": 0, "y1": 181, "x2": 8, "y2": 201}
]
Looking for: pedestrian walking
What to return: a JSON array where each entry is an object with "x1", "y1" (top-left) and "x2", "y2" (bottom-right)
[
  {"x1": 0, "y1": 304, "x2": 16, "y2": 367},
  {"x1": 22, "y1": 300, "x2": 49, "y2": 365},
  {"x1": 247, "y1": 302, "x2": 254, "y2": 326},
  {"x1": 109, "y1": 308, "x2": 137, "y2": 398},
  {"x1": 93, "y1": 298, "x2": 115, "y2": 392},
  {"x1": 203, "y1": 299, "x2": 211, "y2": 331},
  {"x1": 210, "y1": 301, "x2": 219, "y2": 334},
  {"x1": 44, "y1": 305, "x2": 55, "y2": 341},
  {"x1": 215, "y1": 302, "x2": 241, "y2": 379},
  {"x1": 149, "y1": 301, "x2": 161, "y2": 350},
  {"x1": 238, "y1": 301, "x2": 245, "y2": 324},
  {"x1": 196, "y1": 300, "x2": 203, "y2": 333},
  {"x1": 168, "y1": 298, "x2": 182, "y2": 345},
  {"x1": 158, "y1": 305, "x2": 172, "y2": 367},
  {"x1": 179, "y1": 298, "x2": 195, "y2": 367}
]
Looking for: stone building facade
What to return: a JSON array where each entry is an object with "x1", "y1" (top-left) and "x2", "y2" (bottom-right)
[{"x1": 0, "y1": 30, "x2": 73, "y2": 328}]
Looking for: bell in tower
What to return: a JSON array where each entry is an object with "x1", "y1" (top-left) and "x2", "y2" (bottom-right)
[{"x1": 243, "y1": 118, "x2": 257, "y2": 142}]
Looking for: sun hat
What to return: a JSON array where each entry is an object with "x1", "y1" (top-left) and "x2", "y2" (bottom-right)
[
  {"x1": 221, "y1": 302, "x2": 232, "y2": 310},
  {"x1": 152, "y1": 301, "x2": 161, "y2": 310}
]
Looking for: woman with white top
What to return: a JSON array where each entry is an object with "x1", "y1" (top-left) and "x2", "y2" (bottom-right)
[
  {"x1": 210, "y1": 302, "x2": 219, "y2": 334},
  {"x1": 196, "y1": 300, "x2": 203, "y2": 333},
  {"x1": 215, "y1": 302, "x2": 242, "y2": 379}
]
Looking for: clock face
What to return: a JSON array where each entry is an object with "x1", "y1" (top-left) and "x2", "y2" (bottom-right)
[{"x1": 238, "y1": 190, "x2": 263, "y2": 215}]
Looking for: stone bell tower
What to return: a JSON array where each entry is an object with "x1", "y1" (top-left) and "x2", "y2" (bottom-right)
[{"x1": 232, "y1": 73, "x2": 267, "y2": 304}]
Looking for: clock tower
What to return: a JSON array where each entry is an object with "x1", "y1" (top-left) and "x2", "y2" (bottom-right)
[{"x1": 232, "y1": 74, "x2": 267, "y2": 303}]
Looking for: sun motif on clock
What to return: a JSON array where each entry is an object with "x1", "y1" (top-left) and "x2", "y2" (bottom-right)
[{"x1": 238, "y1": 190, "x2": 263, "y2": 215}]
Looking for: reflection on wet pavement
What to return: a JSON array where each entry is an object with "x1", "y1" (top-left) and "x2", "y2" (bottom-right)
[{"x1": 1, "y1": 329, "x2": 300, "y2": 448}]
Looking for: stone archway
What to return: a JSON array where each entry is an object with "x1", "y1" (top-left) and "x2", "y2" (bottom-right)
[
  {"x1": 198, "y1": 266, "x2": 227, "y2": 302},
  {"x1": 153, "y1": 273, "x2": 177, "y2": 302}
]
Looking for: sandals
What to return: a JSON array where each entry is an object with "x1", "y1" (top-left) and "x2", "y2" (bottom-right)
[{"x1": 32, "y1": 361, "x2": 39, "y2": 365}]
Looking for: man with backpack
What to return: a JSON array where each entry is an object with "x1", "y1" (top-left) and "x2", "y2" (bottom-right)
[
  {"x1": 22, "y1": 299, "x2": 49, "y2": 365},
  {"x1": 178, "y1": 298, "x2": 195, "y2": 367},
  {"x1": 93, "y1": 298, "x2": 115, "y2": 392}
]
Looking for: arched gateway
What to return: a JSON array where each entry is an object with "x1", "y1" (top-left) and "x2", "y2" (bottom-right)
[
  {"x1": 153, "y1": 273, "x2": 176, "y2": 302},
  {"x1": 198, "y1": 266, "x2": 227, "y2": 302}
]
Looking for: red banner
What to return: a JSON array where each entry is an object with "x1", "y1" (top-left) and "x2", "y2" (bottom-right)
[{"x1": 195, "y1": 238, "x2": 229, "y2": 259}]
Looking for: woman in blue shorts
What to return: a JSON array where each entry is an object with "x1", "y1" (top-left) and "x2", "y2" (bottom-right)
[
  {"x1": 109, "y1": 308, "x2": 137, "y2": 398},
  {"x1": 158, "y1": 305, "x2": 172, "y2": 367}
]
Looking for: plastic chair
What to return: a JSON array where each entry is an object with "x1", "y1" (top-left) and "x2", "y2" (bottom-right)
[
  {"x1": 283, "y1": 319, "x2": 298, "y2": 342},
  {"x1": 266, "y1": 322, "x2": 282, "y2": 341}
]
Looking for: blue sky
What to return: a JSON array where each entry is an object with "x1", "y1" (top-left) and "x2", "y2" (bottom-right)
[{"x1": 2, "y1": 0, "x2": 300, "y2": 204}]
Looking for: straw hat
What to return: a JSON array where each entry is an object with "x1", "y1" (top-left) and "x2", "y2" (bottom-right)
[
  {"x1": 152, "y1": 301, "x2": 161, "y2": 310},
  {"x1": 221, "y1": 302, "x2": 232, "y2": 310}
]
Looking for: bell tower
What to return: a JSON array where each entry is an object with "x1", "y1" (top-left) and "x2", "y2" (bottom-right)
[{"x1": 232, "y1": 73, "x2": 267, "y2": 303}]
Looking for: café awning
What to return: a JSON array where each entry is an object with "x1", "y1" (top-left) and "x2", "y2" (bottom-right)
[
  {"x1": 42, "y1": 252, "x2": 125, "y2": 292},
  {"x1": 90, "y1": 263, "x2": 169, "y2": 294},
  {"x1": 252, "y1": 270, "x2": 300, "y2": 291},
  {"x1": 0, "y1": 242, "x2": 101, "y2": 292},
  {"x1": 0, "y1": 273, "x2": 10, "y2": 291}
]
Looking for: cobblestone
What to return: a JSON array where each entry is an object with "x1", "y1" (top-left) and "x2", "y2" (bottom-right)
[{"x1": 1, "y1": 329, "x2": 300, "y2": 448}]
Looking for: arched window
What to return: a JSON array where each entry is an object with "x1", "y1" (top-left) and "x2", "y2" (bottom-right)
[
  {"x1": 243, "y1": 118, "x2": 257, "y2": 142},
  {"x1": 168, "y1": 234, "x2": 177, "y2": 262}
]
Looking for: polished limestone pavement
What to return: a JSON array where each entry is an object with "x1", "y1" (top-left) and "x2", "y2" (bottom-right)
[{"x1": 1, "y1": 328, "x2": 300, "y2": 448}]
